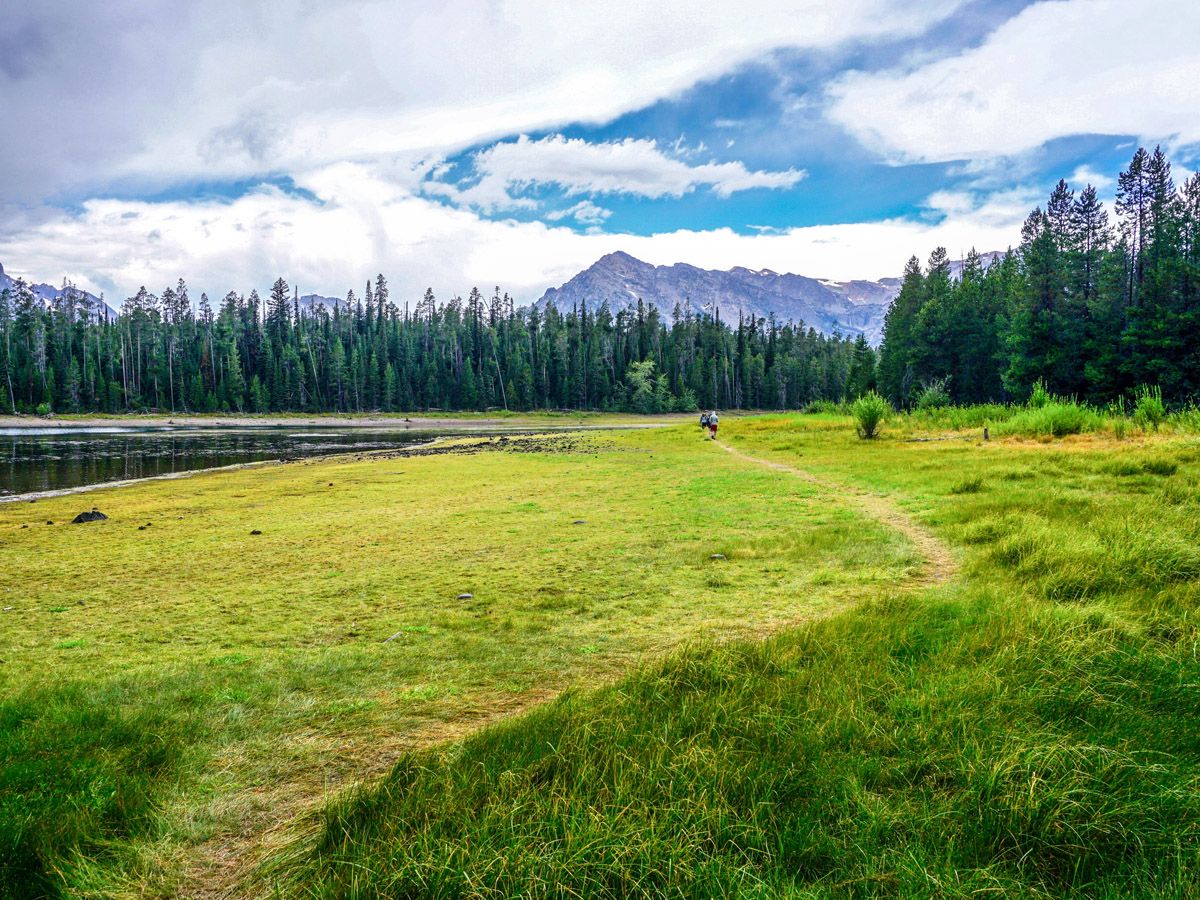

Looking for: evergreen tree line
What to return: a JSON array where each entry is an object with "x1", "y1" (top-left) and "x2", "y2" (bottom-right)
[
  {"x1": 0, "y1": 271, "x2": 873, "y2": 415},
  {"x1": 878, "y1": 146, "x2": 1200, "y2": 408}
]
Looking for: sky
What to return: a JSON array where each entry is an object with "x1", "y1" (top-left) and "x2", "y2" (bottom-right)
[{"x1": 0, "y1": 0, "x2": 1197, "y2": 306}]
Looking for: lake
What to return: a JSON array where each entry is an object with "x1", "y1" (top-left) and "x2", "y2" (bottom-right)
[{"x1": 0, "y1": 425, "x2": 511, "y2": 498}]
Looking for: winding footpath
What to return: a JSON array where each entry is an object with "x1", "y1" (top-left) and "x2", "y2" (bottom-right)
[{"x1": 717, "y1": 440, "x2": 958, "y2": 588}]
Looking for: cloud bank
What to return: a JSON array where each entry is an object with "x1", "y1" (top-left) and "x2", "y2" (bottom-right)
[
  {"x1": 828, "y1": 0, "x2": 1200, "y2": 162},
  {"x1": 0, "y1": 164, "x2": 1028, "y2": 304}
]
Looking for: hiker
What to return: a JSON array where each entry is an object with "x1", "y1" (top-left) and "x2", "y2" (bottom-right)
[
  {"x1": 708, "y1": 410, "x2": 719, "y2": 440},
  {"x1": 700, "y1": 411, "x2": 710, "y2": 430}
]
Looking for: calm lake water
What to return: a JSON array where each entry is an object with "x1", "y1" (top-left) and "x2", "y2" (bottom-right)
[{"x1": 0, "y1": 426, "x2": 474, "y2": 498}]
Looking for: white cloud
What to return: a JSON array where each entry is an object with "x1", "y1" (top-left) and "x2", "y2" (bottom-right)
[
  {"x1": 1069, "y1": 165, "x2": 1115, "y2": 191},
  {"x1": 0, "y1": 164, "x2": 1030, "y2": 305},
  {"x1": 429, "y1": 135, "x2": 805, "y2": 211},
  {"x1": 0, "y1": 0, "x2": 967, "y2": 200},
  {"x1": 546, "y1": 201, "x2": 613, "y2": 227},
  {"x1": 827, "y1": 0, "x2": 1200, "y2": 163}
]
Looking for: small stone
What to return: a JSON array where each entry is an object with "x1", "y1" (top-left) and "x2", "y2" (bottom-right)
[
  {"x1": 144, "y1": 522, "x2": 153, "y2": 527},
  {"x1": 46, "y1": 520, "x2": 54, "y2": 525},
  {"x1": 72, "y1": 510, "x2": 108, "y2": 524},
  {"x1": 250, "y1": 529, "x2": 263, "y2": 535},
  {"x1": 328, "y1": 482, "x2": 334, "y2": 486},
  {"x1": 138, "y1": 525, "x2": 146, "y2": 531},
  {"x1": 573, "y1": 519, "x2": 587, "y2": 525},
  {"x1": 710, "y1": 553, "x2": 727, "y2": 561},
  {"x1": 20, "y1": 524, "x2": 28, "y2": 529},
  {"x1": 457, "y1": 593, "x2": 473, "y2": 600}
]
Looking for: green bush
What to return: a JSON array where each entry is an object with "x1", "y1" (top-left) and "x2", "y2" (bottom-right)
[
  {"x1": 1133, "y1": 385, "x2": 1166, "y2": 432},
  {"x1": 34, "y1": 402, "x2": 51, "y2": 417},
  {"x1": 851, "y1": 391, "x2": 891, "y2": 439},
  {"x1": 913, "y1": 377, "x2": 952, "y2": 411},
  {"x1": 1028, "y1": 379, "x2": 1051, "y2": 409}
]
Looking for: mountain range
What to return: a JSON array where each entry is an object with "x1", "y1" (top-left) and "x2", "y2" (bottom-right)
[
  {"x1": 536, "y1": 251, "x2": 900, "y2": 342},
  {"x1": 0, "y1": 261, "x2": 119, "y2": 320},
  {"x1": 2, "y1": 251, "x2": 1005, "y2": 344}
]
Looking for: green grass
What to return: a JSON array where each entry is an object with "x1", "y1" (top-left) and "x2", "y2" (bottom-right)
[
  {"x1": 267, "y1": 415, "x2": 1200, "y2": 897},
  {"x1": 8, "y1": 414, "x2": 1200, "y2": 896},
  {"x1": 0, "y1": 427, "x2": 913, "y2": 896}
]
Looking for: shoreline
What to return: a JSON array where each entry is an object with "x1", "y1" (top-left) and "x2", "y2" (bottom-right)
[
  {"x1": 0, "y1": 423, "x2": 672, "y2": 503},
  {"x1": 0, "y1": 412, "x2": 687, "y2": 430}
]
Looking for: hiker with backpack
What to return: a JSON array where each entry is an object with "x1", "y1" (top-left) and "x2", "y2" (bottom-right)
[
  {"x1": 708, "y1": 411, "x2": 719, "y2": 440},
  {"x1": 700, "y1": 411, "x2": 710, "y2": 431}
]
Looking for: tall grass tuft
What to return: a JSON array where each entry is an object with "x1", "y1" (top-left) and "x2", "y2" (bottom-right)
[
  {"x1": 1134, "y1": 385, "x2": 1166, "y2": 432},
  {"x1": 993, "y1": 401, "x2": 1104, "y2": 437}
]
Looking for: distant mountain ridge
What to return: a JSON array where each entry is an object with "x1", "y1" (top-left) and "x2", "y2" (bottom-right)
[
  {"x1": 534, "y1": 251, "x2": 1005, "y2": 344},
  {"x1": 0, "y1": 261, "x2": 119, "y2": 320},
  {"x1": 535, "y1": 252, "x2": 900, "y2": 343}
]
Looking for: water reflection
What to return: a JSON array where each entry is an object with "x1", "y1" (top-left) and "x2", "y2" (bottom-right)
[{"x1": 0, "y1": 427, "x2": 442, "y2": 497}]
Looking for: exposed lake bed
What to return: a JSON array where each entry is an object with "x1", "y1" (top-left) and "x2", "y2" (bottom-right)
[{"x1": 0, "y1": 415, "x2": 677, "y2": 499}]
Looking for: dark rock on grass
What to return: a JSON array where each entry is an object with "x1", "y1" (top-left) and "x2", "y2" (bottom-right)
[
  {"x1": 46, "y1": 520, "x2": 54, "y2": 525},
  {"x1": 250, "y1": 529, "x2": 263, "y2": 535},
  {"x1": 138, "y1": 525, "x2": 147, "y2": 531},
  {"x1": 573, "y1": 519, "x2": 587, "y2": 525},
  {"x1": 72, "y1": 509, "x2": 108, "y2": 524},
  {"x1": 457, "y1": 593, "x2": 473, "y2": 600}
]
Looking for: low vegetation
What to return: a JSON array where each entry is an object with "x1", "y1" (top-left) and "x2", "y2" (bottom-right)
[
  {"x1": 6, "y1": 409, "x2": 1200, "y2": 896},
  {"x1": 0, "y1": 425, "x2": 913, "y2": 896},
  {"x1": 266, "y1": 412, "x2": 1200, "y2": 896}
]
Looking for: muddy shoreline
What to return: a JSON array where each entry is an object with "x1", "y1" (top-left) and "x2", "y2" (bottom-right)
[
  {"x1": 0, "y1": 413, "x2": 683, "y2": 430},
  {"x1": 0, "y1": 427, "x2": 657, "y2": 503}
]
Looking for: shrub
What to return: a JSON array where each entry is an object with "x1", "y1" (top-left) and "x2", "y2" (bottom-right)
[
  {"x1": 1028, "y1": 379, "x2": 1051, "y2": 409},
  {"x1": 851, "y1": 391, "x2": 890, "y2": 439},
  {"x1": 35, "y1": 402, "x2": 51, "y2": 417},
  {"x1": 913, "y1": 377, "x2": 952, "y2": 412},
  {"x1": 1133, "y1": 385, "x2": 1166, "y2": 432}
]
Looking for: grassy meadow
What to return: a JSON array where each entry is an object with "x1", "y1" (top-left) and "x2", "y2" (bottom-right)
[
  {"x1": 4, "y1": 409, "x2": 1200, "y2": 897},
  {"x1": 1, "y1": 425, "x2": 917, "y2": 897},
  {"x1": 268, "y1": 414, "x2": 1200, "y2": 898}
]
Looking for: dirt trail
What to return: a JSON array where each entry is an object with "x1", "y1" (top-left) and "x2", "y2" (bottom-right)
[
  {"x1": 717, "y1": 441, "x2": 958, "y2": 587},
  {"x1": 181, "y1": 688, "x2": 563, "y2": 899}
]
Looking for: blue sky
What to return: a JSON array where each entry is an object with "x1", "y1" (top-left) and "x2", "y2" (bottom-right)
[{"x1": 0, "y1": 0, "x2": 1196, "y2": 303}]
